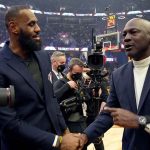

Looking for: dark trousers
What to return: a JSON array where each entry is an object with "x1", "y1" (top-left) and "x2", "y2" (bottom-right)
[{"x1": 93, "y1": 137, "x2": 104, "y2": 150}]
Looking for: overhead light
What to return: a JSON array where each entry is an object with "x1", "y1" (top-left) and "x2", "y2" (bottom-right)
[
  {"x1": 136, "y1": 14, "x2": 143, "y2": 17},
  {"x1": 43, "y1": 12, "x2": 60, "y2": 15},
  {"x1": 0, "y1": 42, "x2": 5, "y2": 47},
  {"x1": 62, "y1": 13, "x2": 75, "y2": 16},
  {"x1": 127, "y1": 11, "x2": 142, "y2": 15},
  {"x1": 76, "y1": 13, "x2": 93, "y2": 16},
  {"x1": 32, "y1": 10, "x2": 42, "y2": 14},
  {"x1": 118, "y1": 16, "x2": 126, "y2": 19},
  {"x1": 143, "y1": 10, "x2": 150, "y2": 13},
  {"x1": 102, "y1": 17, "x2": 107, "y2": 20},
  {"x1": 116, "y1": 12, "x2": 126, "y2": 15},
  {"x1": 0, "y1": 4, "x2": 5, "y2": 8},
  {"x1": 94, "y1": 13, "x2": 107, "y2": 16},
  {"x1": 44, "y1": 46, "x2": 56, "y2": 50}
]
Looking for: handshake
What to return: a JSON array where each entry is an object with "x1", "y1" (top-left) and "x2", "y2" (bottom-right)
[{"x1": 59, "y1": 132, "x2": 88, "y2": 150}]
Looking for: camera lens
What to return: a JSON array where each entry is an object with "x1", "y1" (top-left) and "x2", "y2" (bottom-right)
[
  {"x1": 0, "y1": 85, "x2": 15, "y2": 107},
  {"x1": 88, "y1": 53, "x2": 104, "y2": 69}
]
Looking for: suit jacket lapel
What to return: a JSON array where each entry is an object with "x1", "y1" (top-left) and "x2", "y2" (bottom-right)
[
  {"x1": 2, "y1": 45, "x2": 43, "y2": 101},
  {"x1": 138, "y1": 66, "x2": 150, "y2": 113},
  {"x1": 35, "y1": 51, "x2": 60, "y2": 132},
  {"x1": 7, "y1": 57, "x2": 43, "y2": 100},
  {"x1": 126, "y1": 62, "x2": 137, "y2": 113},
  {"x1": 34, "y1": 51, "x2": 54, "y2": 100}
]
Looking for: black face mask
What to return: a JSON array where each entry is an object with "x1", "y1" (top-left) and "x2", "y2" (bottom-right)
[
  {"x1": 71, "y1": 73, "x2": 82, "y2": 81},
  {"x1": 57, "y1": 64, "x2": 65, "y2": 72}
]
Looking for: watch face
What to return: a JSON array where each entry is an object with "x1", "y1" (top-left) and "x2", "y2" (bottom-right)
[{"x1": 139, "y1": 116, "x2": 147, "y2": 125}]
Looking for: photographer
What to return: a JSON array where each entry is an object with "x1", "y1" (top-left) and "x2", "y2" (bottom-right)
[{"x1": 54, "y1": 58, "x2": 87, "y2": 132}]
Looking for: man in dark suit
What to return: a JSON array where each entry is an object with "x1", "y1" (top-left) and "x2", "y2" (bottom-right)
[
  {"x1": 80, "y1": 18, "x2": 150, "y2": 150},
  {"x1": 50, "y1": 51, "x2": 66, "y2": 84},
  {"x1": 0, "y1": 5, "x2": 81, "y2": 150}
]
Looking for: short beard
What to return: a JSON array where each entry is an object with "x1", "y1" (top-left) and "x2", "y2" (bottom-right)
[{"x1": 18, "y1": 29, "x2": 42, "y2": 53}]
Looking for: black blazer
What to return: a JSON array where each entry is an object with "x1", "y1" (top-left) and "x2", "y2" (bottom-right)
[
  {"x1": 51, "y1": 71, "x2": 58, "y2": 84},
  {"x1": 51, "y1": 71, "x2": 65, "y2": 84},
  {"x1": 0, "y1": 41, "x2": 67, "y2": 150},
  {"x1": 84, "y1": 62, "x2": 150, "y2": 150}
]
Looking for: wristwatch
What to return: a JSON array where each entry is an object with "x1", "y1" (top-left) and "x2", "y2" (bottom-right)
[{"x1": 138, "y1": 116, "x2": 147, "y2": 128}]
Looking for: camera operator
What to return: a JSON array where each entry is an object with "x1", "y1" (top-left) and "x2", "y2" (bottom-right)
[
  {"x1": 54, "y1": 58, "x2": 88, "y2": 149},
  {"x1": 83, "y1": 68, "x2": 109, "y2": 150}
]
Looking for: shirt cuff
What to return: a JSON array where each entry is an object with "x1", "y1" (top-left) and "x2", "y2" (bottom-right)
[
  {"x1": 145, "y1": 123, "x2": 150, "y2": 134},
  {"x1": 52, "y1": 135, "x2": 59, "y2": 147}
]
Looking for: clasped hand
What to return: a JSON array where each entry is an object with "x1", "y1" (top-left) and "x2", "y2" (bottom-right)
[{"x1": 60, "y1": 133, "x2": 88, "y2": 150}]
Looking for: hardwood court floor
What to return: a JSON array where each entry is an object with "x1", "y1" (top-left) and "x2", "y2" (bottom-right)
[{"x1": 87, "y1": 126, "x2": 123, "y2": 150}]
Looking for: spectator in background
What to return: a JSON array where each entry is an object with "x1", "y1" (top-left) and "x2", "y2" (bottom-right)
[{"x1": 50, "y1": 51, "x2": 66, "y2": 83}]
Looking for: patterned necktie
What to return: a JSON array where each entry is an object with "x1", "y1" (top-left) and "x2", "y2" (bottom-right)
[{"x1": 57, "y1": 73, "x2": 61, "y2": 79}]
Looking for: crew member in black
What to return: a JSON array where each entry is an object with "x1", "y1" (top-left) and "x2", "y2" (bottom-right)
[
  {"x1": 83, "y1": 68, "x2": 109, "y2": 150},
  {"x1": 54, "y1": 58, "x2": 86, "y2": 133}
]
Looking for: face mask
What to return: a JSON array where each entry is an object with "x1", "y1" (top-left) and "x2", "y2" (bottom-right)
[
  {"x1": 71, "y1": 73, "x2": 82, "y2": 81},
  {"x1": 57, "y1": 64, "x2": 65, "y2": 72}
]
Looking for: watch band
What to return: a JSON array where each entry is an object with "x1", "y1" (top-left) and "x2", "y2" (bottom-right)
[{"x1": 145, "y1": 116, "x2": 150, "y2": 123}]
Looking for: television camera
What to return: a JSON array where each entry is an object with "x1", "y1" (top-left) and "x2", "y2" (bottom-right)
[{"x1": 60, "y1": 34, "x2": 109, "y2": 115}]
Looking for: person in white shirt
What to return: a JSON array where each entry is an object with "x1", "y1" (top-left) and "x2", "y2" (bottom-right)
[{"x1": 80, "y1": 18, "x2": 150, "y2": 150}]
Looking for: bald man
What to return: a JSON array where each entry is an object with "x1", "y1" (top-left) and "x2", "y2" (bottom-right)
[{"x1": 80, "y1": 18, "x2": 150, "y2": 150}]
